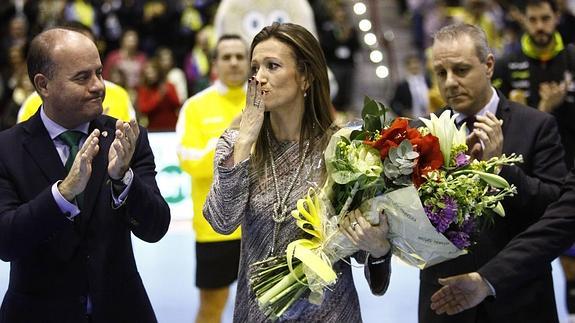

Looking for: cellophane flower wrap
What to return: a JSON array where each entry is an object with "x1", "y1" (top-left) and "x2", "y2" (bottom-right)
[{"x1": 248, "y1": 97, "x2": 522, "y2": 320}]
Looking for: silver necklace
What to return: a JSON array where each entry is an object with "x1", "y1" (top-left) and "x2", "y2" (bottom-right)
[{"x1": 267, "y1": 130, "x2": 310, "y2": 255}]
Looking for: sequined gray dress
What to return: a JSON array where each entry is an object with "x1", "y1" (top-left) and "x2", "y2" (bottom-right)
[{"x1": 203, "y1": 129, "x2": 391, "y2": 322}]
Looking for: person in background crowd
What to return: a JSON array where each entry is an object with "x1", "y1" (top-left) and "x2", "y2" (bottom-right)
[
  {"x1": 177, "y1": 34, "x2": 248, "y2": 323},
  {"x1": 203, "y1": 22, "x2": 392, "y2": 322},
  {"x1": 63, "y1": 0, "x2": 98, "y2": 35},
  {"x1": 103, "y1": 29, "x2": 147, "y2": 92},
  {"x1": 136, "y1": 59, "x2": 180, "y2": 131},
  {"x1": 419, "y1": 22, "x2": 567, "y2": 323},
  {"x1": 96, "y1": 0, "x2": 123, "y2": 55},
  {"x1": 494, "y1": 0, "x2": 575, "y2": 168},
  {"x1": 157, "y1": 46, "x2": 188, "y2": 104},
  {"x1": 319, "y1": 2, "x2": 360, "y2": 114},
  {"x1": 2, "y1": 44, "x2": 33, "y2": 129},
  {"x1": 0, "y1": 27, "x2": 170, "y2": 322},
  {"x1": 184, "y1": 26, "x2": 215, "y2": 95},
  {"x1": 391, "y1": 54, "x2": 431, "y2": 118},
  {"x1": 0, "y1": 15, "x2": 28, "y2": 67}
]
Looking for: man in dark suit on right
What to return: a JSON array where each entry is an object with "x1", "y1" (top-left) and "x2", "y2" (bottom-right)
[{"x1": 418, "y1": 23, "x2": 568, "y2": 323}]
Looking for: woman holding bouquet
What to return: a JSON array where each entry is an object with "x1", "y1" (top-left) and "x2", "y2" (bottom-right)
[{"x1": 203, "y1": 22, "x2": 391, "y2": 322}]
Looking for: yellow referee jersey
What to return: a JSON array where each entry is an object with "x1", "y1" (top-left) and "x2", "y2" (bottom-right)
[{"x1": 176, "y1": 81, "x2": 245, "y2": 242}]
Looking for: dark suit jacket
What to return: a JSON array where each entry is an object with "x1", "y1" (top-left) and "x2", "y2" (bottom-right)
[
  {"x1": 478, "y1": 167, "x2": 575, "y2": 298},
  {"x1": 0, "y1": 112, "x2": 171, "y2": 323},
  {"x1": 418, "y1": 93, "x2": 568, "y2": 323}
]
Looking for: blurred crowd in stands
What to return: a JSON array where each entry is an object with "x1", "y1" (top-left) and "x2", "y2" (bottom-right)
[
  {"x1": 0, "y1": 0, "x2": 365, "y2": 131},
  {"x1": 3, "y1": 0, "x2": 575, "y2": 132},
  {"x1": 392, "y1": 0, "x2": 575, "y2": 118}
]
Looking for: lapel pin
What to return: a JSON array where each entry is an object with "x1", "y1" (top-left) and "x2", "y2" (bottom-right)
[{"x1": 102, "y1": 131, "x2": 108, "y2": 138}]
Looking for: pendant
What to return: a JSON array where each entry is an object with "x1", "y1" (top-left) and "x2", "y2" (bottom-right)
[{"x1": 272, "y1": 202, "x2": 286, "y2": 223}]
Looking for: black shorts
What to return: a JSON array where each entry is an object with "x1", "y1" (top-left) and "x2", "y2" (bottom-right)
[{"x1": 195, "y1": 240, "x2": 241, "y2": 289}]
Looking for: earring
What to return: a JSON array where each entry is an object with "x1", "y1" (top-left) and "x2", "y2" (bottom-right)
[{"x1": 304, "y1": 92, "x2": 307, "y2": 97}]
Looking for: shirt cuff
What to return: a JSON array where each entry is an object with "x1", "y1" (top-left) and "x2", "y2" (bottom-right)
[
  {"x1": 52, "y1": 181, "x2": 80, "y2": 220},
  {"x1": 482, "y1": 276, "x2": 496, "y2": 297},
  {"x1": 110, "y1": 168, "x2": 134, "y2": 206}
]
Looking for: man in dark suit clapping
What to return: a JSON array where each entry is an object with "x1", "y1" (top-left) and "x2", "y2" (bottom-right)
[{"x1": 0, "y1": 28, "x2": 170, "y2": 322}]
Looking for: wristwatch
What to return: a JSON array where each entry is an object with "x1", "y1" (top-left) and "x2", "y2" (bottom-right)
[{"x1": 110, "y1": 169, "x2": 133, "y2": 187}]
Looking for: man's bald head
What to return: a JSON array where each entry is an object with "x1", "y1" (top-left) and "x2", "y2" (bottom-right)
[{"x1": 27, "y1": 28, "x2": 95, "y2": 90}]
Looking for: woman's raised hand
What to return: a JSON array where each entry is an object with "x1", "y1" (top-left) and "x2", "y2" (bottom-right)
[{"x1": 234, "y1": 76, "x2": 266, "y2": 164}]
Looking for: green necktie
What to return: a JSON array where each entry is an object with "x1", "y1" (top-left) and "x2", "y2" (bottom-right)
[{"x1": 59, "y1": 131, "x2": 84, "y2": 172}]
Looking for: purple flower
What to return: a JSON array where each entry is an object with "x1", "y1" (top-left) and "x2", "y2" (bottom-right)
[
  {"x1": 445, "y1": 230, "x2": 471, "y2": 249},
  {"x1": 443, "y1": 218, "x2": 476, "y2": 250},
  {"x1": 425, "y1": 197, "x2": 458, "y2": 233},
  {"x1": 460, "y1": 218, "x2": 476, "y2": 235},
  {"x1": 454, "y1": 152, "x2": 469, "y2": 168}
]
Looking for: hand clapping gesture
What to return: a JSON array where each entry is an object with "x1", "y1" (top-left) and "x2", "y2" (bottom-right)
[
  {"x1": 108, "y1": 119, "x2": 139, "y2": 180},
  {"x1": 538, "y1": 81, "x2": 567, "y2": 113},
  {"x1": 58, "y1": 129, "x2": 101, "y2": 201},
  {"x1": 467, "y1": 112, "x2": 503, "y2": 161}
]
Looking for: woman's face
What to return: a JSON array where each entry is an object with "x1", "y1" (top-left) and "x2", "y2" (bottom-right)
[
  {"x1": 121, "y1": 31, "x2": 138, "y2": 51},
  {"x1": 143, "y1": 62, "x2": 160, "y2": 84},
  {"x1": 250, "y1": 38, "x2": 307, "y2": 113}
]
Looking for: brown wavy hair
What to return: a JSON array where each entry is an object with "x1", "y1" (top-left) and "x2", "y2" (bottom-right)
[{"x1": 249, "y1": 22, "x2": 334, "y2": 169}]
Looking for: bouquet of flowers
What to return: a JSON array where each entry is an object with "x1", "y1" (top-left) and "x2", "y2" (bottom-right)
[{"x1": 249, "y1": 97, "x2": 522, "y2": 320}]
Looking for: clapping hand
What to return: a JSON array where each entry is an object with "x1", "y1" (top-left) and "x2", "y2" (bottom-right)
[
  {"x1": 430, "y1": 272, "x2": 493, "y2": 315},
  {"x1": 58, "y1": 129, "x2": 101, "y2": 201},
  {"x1": 467, "y1": 112, "x2": 503, "y2": 161},
  {"x1": 538, "y1": 81, "x2": 567, "y2": 113},
  {"x1": 340, "y1": 209, "x2": 390, "y2": 258},
  {"x1": 108, "y1": 119, "x2": 139, "y2": 180}
]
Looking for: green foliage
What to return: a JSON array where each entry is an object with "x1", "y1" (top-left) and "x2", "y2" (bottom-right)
[{"x1": 361, "y1": 97, "x2": 384, "y2": 130}]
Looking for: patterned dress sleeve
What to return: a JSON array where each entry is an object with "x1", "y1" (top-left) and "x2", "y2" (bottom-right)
[{"x1": 203, "y1": 129, "x2": 251, "y2": 234}]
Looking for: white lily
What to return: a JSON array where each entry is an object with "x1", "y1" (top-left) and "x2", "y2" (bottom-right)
[{"x1": 420, "y1": 110, "x2": 467, "y2": 165}]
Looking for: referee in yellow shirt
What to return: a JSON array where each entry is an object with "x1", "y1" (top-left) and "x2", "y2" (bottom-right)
[{"x1": 176, "y1": 35, "x2": 249, "y2": 322}]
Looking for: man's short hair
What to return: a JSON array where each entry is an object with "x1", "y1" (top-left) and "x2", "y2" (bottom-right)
[
  {"x1": 58, "y1": 21, "x2": 94, "y2": 40},
  {"x1": 212, "y1": 34, "x2": 246, "y2": 60},
  {"x1": 433, "y1": 23, "x2": 491, "y2": 63},
  {"x1": 27, "y1": 27, "x2": 94, "y2": 90},
  {"x1": 523, "y1": 0, "x2": 558, "y2": 13},
  {"x1": 27, "y1": 30, "x2": 58, "y2": 86}
]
